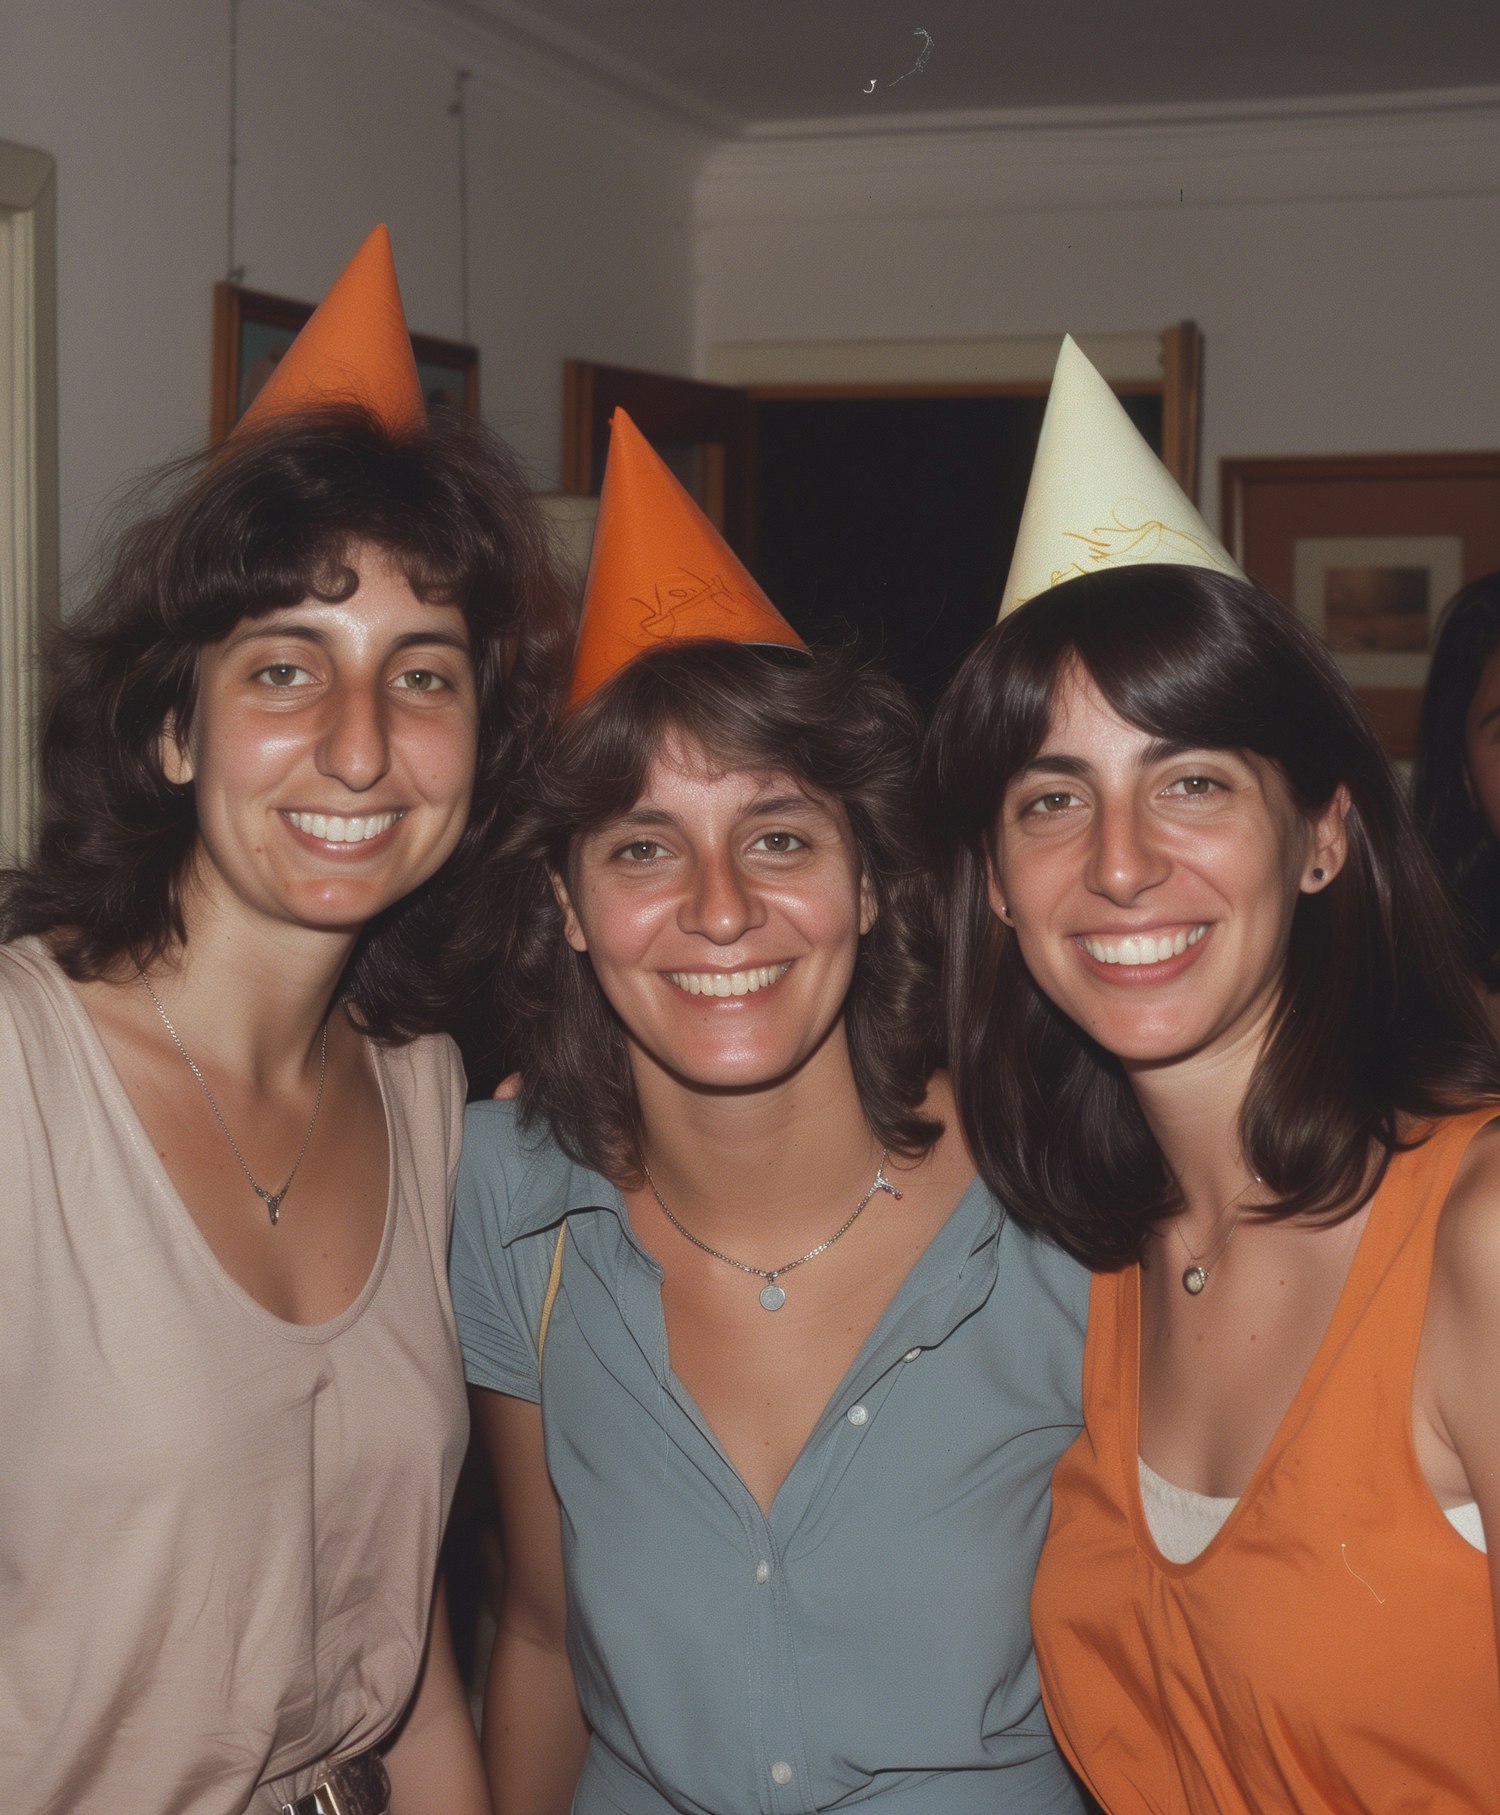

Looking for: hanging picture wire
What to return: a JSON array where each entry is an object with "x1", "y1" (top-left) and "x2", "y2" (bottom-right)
[
  {"x1": 450, "y1": 68, "x2": 473, "y2": 345},
  {"x1": 226, "y1": 0, "x2": 245, "y2": 283},
  {"x1": 210, "y1": 20, "x2": 479, "y2": 439}
]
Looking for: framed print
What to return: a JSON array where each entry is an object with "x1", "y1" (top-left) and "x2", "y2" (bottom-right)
[
  {"x1": 211, "y1": 281, "x2": 478, "y2": 445},
  {"x1": 1221, "y1": 453, "x2": 1500, "y2": 759},
  {"x1": 1292, "y1": 534, "x2": 1463, "y2": 689}
]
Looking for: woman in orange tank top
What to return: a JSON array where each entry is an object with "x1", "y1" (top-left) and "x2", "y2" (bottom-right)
[{"x1": 925, "y1": 560, "x2": 1500, "y2": 1814}]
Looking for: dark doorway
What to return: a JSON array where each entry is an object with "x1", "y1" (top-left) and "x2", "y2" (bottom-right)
[
  {"x1": 752, "y1": 391, "x2": 1164, "y2": 712},
  {"x1": 558, "y1": 356, "x2": 1184, "y2": 712}
]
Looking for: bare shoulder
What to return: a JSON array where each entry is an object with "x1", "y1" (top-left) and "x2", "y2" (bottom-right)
[
  {"x1": 1437, "y1": 1117, "x2": 1500, "y2": 1283},
  {"x1": 1423, "y1": 1116, "x2": 1500, "y2": 1508},
  {"x1": 1427, "y1": 1117, "x2": 1500, "y2": 1368}
]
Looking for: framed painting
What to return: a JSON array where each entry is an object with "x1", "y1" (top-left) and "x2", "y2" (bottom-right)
[
  {"x1": 1221, "y1": 453, "x2": 1500, "y2": 759},
  {"x1": 210, "y1": 281, "x2": 478, "y2": 444}
]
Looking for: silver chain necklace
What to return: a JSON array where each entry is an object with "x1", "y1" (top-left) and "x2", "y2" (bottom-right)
[
  {"x1": 142, "y1": 978, "x2": 329, "y2": 1226},
  {"x1": 1171, "y1": 1175, "x2": 1263, "y2": 1295},
  {"x1": 642, "y1": 1149, "x2": 902, "y2": 1312}
]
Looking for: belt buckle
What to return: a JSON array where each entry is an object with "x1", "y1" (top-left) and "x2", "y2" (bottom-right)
[
  {"x1": 281, "y1": 1789, "x2": 346, "y2": 1815},
  {"x1": 281, "y1": 1791, "x2": 340, "y2": 1815},
  {"x1": 279, "y1": 1747, "x2": 389, "y2": 1815}
]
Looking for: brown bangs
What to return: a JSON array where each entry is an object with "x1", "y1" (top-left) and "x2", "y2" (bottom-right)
[
  {"x1": 924, "y1": 564, "x2": 1500, "y2": 1270},
  {"x1": 1, "y1": 403, "x2": 575, "y2": 1039}
]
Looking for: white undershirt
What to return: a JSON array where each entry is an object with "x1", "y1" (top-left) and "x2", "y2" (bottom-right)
[{"x1": 1138, "y1": 1457, "x2": 1487, "y2": 1565}]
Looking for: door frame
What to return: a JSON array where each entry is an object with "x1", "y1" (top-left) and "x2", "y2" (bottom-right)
[
  {"x1": 562, "y1": 325, "x2": 1205, "y2": 572},
  {"x1": 563, "y1": 359, "x2": 756, "y2": 549},
  {"x1": 705, "y1": 323, "x2": 1203, "y2": 499},
  {"x1": 0, "y1": 140, "x2": 59, "y2": 863}
]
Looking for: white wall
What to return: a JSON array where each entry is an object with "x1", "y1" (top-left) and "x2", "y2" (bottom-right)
[
  {"x1": 5, "y1": 0, "x2": 1496, "y2": 585},
  {"x1": 0, "y1": 0, "x2": 705, "y2": 583},
  {"x1": 694, "y1": 95, "x2": 1500, "y2": 528}
]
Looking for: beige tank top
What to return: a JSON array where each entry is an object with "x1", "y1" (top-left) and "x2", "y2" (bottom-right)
[{"x1": 0, "y1": 939, "x2": 469, "y2": 1813}]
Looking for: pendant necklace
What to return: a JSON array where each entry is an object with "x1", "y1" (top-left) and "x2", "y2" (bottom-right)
[
  {"x1": 1171, "y1": 1175, "x2": 1263, "y2": 1296},
  {"x1": 642, "y1": 1149, "x2": 902, "y2": 1311},
  {"x1": 143, "y1": 978, "x2": 329, "y2": 1226}
]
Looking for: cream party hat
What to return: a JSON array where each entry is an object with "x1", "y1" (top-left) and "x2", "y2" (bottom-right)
[{"x1": 998, "y1": 336, "x2": 1242, "y2": 618}]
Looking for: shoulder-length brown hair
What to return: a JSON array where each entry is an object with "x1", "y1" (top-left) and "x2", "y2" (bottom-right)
[
  {"x1": 923, "y1": 564, "x2": 1500, "y2": 1270},
  {"x1": 493, "y1": 640, "x2": 941, "y2": 1181},
  {"x1": 0, "y1": 404, "x2": 574, "y2": 1040},
  {"x1": 1412, "y1": 571, "x2": 1500, "y2": 989}
]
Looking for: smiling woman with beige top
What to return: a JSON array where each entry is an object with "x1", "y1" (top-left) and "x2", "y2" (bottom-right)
[{"x1": 0, "y1": 230, "x2": 570, "y2": 1814}]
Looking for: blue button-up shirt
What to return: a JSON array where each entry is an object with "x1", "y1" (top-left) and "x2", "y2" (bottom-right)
[{"x1": 452, "y1": 1102, "x2": 1089, "y2": 1815}]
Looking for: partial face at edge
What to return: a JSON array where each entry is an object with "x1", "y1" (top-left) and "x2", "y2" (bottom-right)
[
  {"x1": 162, "y1": 541, "x2": 479, "y2": 939},
  {"x1": 553, "y1": 735, "x2": 875, "y2": 1096},
  {"x1": 1463, "y1": 644, "x2": 1500, "y2": 844},
  {"x1": 987, "y1": 663, "x2": 1347, "y2": 1076}
]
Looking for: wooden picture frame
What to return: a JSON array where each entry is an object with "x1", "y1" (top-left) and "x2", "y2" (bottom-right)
[
  {"x1": 210, "y1": 281, "x2": 479, "y2": 444},
  {"x1": 1221, "y1": 452, "x2": 1500, "y2": 759}
]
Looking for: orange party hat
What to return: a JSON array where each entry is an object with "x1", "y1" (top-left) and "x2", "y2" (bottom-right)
[
  {"x1": 568, "y1": 409, "x2": 805, "y2": 709},
  {"x1": 233, "y1": 225, "x2": 425, "y2": 438}
]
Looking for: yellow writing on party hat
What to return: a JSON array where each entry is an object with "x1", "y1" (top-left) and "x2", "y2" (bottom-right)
[{"x1": 998, "y1": 336, "x2": 1241, "y2": 618}]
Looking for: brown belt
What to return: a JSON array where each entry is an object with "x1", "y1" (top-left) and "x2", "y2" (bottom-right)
[{"x1": 279, "y1": 1748, "x2": 391, "y2": 1815}]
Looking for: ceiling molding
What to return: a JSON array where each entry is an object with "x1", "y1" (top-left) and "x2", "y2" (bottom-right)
[
  {"x1": 417, "y1": 0, "x2": 740, "y2": 134},
  {"x1": 290, "y1": 2, "x2": 1500, "y2": 156},
  {"x1": 307, "y1": 0, "x2": 723, "y2": 148},
  {"x1": 699, "y1": 88, "x2": 1500, "y2": 223},
  {"x1": 739, "y1": 82, "x2": 1500, "y2": 141}
]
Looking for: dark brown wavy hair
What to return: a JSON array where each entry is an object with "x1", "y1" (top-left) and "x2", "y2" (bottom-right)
[
  {"x1": 493, "y1": 640, "x2": 942, "y2": 1181},
  {"x1": 1411, "y1": 571, "x2": 1500, "y2": 990},
  {"x1": 0, "y1": 404, "x2": 575, "y2": 1040},
  {"x1": 923, "y1": 564, "x2": 1500, "y2": 1270}
]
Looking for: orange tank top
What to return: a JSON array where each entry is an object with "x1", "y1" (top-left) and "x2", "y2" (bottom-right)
[{"x1": 1031, "y1": 1109, "x2": 1500, "y2": 1814}]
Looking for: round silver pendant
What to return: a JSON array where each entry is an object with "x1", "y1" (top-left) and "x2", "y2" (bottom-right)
[
  {"x1": 1182, "y1": 1265, "x2": 1208, "y2": 1296},
  {"x1": 759, "y1": 1283, "x2": 786, "y2": 1312}
]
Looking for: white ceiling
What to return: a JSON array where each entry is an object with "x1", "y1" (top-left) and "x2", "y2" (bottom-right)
[{"x1": 438, "y1": 0, "x2": 1500, "y2": 132}]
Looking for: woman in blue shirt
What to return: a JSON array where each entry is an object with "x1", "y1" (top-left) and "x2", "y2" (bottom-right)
[{"x1": 450, "y1": 412, "x2": 1088, "y2": 1815}]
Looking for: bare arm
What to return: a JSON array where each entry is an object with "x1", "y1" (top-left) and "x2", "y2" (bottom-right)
[
  {"x1": 1423, "y1": 1127, "x2": 1500, "y2": 1679},
  {"x1": 383, "y1": 1577, "x2": 492, "y2": 1815},
  {"x1": 471, "y1": 1385, "x2": 589, "y2": 1815}
]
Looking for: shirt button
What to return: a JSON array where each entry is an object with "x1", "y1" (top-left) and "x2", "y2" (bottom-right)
[
  {"x1": 903, "y1": 1347, "x2": 922, "y2": 1362},
  {"x1": 755, "y1": 1560, "x2": 770, "y2": 1584},
  {"x1": 847, "y1": 1404, "x2": 868, "y2": 1426},
  {"x1": 771, "y1": 1761, "x2": 793, "y2": 1786}
]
